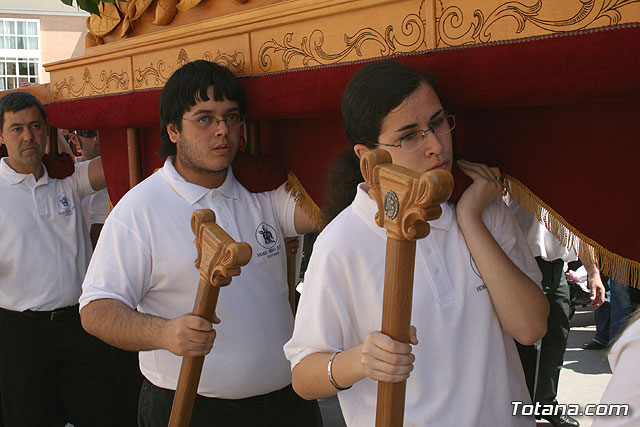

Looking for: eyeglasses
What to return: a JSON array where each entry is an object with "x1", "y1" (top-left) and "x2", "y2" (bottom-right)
[
  {"x1": 73, "y1": 130, "x2": 97, "y2": 139},
  {"x1": 181, "y1": 113, "x2": 245, "y2": 130},
  {"x1": 377, "y1": 114, "x2": 456, "y2": 153}
]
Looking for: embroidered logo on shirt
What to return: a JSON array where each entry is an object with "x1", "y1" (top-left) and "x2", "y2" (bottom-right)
[
  {"x1": 255, "y1": 222, "x2": 282, "y2": 260},
  {"x1": 255, "y1": 222, "x2": 278, "y2": 249},
  {"x1": 470, "y1": 254, "x2": 487, "y2": 293},
  {"x1": 57, "y1": 194, "x2": 73, "y2": 216}
]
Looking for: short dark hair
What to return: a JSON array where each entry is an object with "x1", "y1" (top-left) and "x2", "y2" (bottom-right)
[
  {"x1": 341, "y1": 60, "x2": 437, "y2": 148},
  {"x1": 0, "y1": 91, "x2": 47, "y2": 131},
  {"x1": 158, "y1": 60, "x2": 247, "y2": 160}
]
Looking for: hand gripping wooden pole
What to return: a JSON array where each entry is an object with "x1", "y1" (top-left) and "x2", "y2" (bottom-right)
[
  {"x1": 360, "y1": 149, "x2": 453, "y2": 427},
  {"x1": 168, "y1": 209, "x2": 252, "y2": 427}
]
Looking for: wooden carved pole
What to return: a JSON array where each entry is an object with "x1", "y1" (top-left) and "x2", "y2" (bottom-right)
[
  {"x1": 168, "y1": 209, "x2": 252, "y2": 427},
  {"x1": 360, "y1": 149, "x2": 453, "y2": 427}
]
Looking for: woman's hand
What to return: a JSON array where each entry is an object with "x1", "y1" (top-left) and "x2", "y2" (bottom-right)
[
  {"x1": 359, "y1": 326, "x2": 418, "y2": 383},
  {"x1": 456, "y1": 159, "x2": 503, "y2": 219}
]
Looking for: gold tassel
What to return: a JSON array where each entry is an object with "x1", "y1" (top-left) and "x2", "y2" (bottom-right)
[
  {"x1": 504, "y1": 174, "x2": 640, "y2": 288},
  {"x1": 285, "y1": 172, "x2": 325, "y2": 232}
]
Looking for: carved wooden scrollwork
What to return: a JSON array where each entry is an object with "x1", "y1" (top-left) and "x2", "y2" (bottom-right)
[
  {"x1": 190, "y1": 209, "x2": 252, "y2": 286},
  {"x1": 360, "y1": 149, "x2": 453, "y2": 241},
  {"x1": 258, "y1": 10, "x2": 426, "y2": 72},
  {"x1": 437, "y1": 0, "x2": 640, "y2": 47},
  {"x1": 52, "y1": 67, "x2": 129, "y2": 99},
  {"x1": 134, "y1": 49, "x2": 245, "y2": 89}
]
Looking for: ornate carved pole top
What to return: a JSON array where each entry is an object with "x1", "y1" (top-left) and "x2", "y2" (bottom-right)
[
  {"x1": 191, "y1": 209, "x2": 252, "y2": 286},
  {"x1": 360, "y1": 149, "x2": 454, "y2": 241}
]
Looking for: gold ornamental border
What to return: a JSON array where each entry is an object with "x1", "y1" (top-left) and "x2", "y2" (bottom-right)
[{"x1": 46, "y1": 0, "x2": 640, "y2": 100}]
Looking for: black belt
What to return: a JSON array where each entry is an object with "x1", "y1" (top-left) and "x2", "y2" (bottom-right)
[{"x1": 0, "y1": 304, "x2": 79, "y2": 321}]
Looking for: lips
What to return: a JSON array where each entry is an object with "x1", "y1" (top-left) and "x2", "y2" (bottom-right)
[{"x1": 431, "y1": 160, "x2": 449, "y2": 170}]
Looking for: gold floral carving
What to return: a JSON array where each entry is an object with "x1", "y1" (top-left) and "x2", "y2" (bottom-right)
[
  {"x1": 258, "y1": 10, "x2": 426, "y2": 71},
  {"x1": 134, "y1": 49, "x2": 246, "y2": 88},
  {"x1": 52, "y1": 67, "x2": 129, "y2": 99},
  {"x1": 438, "y1": 0, "x2": 640, "y2": 46},
  {"x1": 202, "y1": 50, "x2": 246, "y2": 74},
  {"x1": 88, "y1": 2, "x2": 122, "y2": 38},
  {"x1": 88, "y1": 0, "x2": 210, "y2": 42},
  {"x1": 134, "y1": 60, "x2": 173, "y2": 88}
]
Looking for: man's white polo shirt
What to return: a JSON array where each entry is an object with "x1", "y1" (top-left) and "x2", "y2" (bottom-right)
[
  {"x1": 0, "y1": 158, "x2": 94, "y2": 311},
  {"x1": 80, "y1": 157, "x2": 299, "y2": 399}
]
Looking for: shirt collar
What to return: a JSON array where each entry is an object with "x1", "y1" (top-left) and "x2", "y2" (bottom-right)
[
  {"x1": 0, "y1": 157, "x2": 49, "y2": 185},
  {"x1": 160, "y1": 157, "x2": 239, "y2": 205},
  {"x1": 352, "y1": 182, "x2": 453, "y2": 235}
]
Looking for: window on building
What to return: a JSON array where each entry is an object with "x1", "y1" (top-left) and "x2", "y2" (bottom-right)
[{"x1": 0, "y1": 19, "x2": 40, "y2": 90}]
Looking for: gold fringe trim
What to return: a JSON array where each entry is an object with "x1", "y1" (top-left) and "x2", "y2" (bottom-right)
[
  {"x1": 285, "y1": 172, "x2": 325, "y2": 231},
  {"x1": 504, "y1": 174, "x2": 640, "y2": 288}
]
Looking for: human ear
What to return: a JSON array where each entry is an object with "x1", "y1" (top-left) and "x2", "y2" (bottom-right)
[
  {"x1": 166, "y1": 123, "x2": 179, "y2": 143},
  {"x1": 353, "y1": 144, "x2": 370, "y2": 159}
]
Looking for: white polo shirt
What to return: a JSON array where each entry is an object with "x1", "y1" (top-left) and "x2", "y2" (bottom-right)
[
  {"x1": 0, "y1": 158, "x2": 94, "y2": 311},
  {"x1": 80, "y1": 157, "x2": 299, "y2": 399},
  {"x1": 284, "y1": 183, "x2": 541, "y2": 427},
  {"x1": 76, "y1": 159, "x2": 109, "y2": 230},
  {"x1": 593, "y1": 317, "x2": 640, "y2": 426}
]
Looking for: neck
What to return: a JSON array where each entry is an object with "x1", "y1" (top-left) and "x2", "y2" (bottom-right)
[{"x1": 173, "y1": 157, "x2": 228, "y2": 189}]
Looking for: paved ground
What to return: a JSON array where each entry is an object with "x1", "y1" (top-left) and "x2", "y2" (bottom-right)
[{"x1": 319, "y1": 306, "x2": 614, "y2": 427}]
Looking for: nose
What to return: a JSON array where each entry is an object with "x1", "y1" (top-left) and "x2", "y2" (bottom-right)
[
  {"x1": 214, "y1": 119, "x2": 230, "y2": 137},
  {"x1": 423, "y1": 131, "x2": 443, "y2": 157}
]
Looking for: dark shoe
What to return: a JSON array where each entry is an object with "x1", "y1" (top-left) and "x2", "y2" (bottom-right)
[
  {"x1": 582, "y1": 340, "x2": 606, "y2": 350},
  {"x1": 540, "y1": 413, "x2": 580, "y2": 426}
]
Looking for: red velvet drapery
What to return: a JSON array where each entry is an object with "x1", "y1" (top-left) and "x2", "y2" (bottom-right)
[{"x1": 45, "y1": 25, "x2": 640, "y2": 277}]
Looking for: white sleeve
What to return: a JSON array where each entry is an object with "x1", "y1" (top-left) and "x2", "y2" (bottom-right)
[
  {"x1": 66, "y1": 160, "x2": 94, "y2": 200},
  {"x1": 283, "y1": 232, "x2": 352, "y2": 369},
  {"x1": 592, "y1": 319, "x2": 640, "y2": 426},
  {"x1": 88, "y1": 188, "x2": 110, "y2": 225},
  {"x1": 482, "y1": 198, "x2": 543, "y2": 287},
  {"x1": 269, "y1": 182, "x2": 298, "y2": 238},
  {"x1": 79, "y1": 214, "x2": 152, "y2": 310}
]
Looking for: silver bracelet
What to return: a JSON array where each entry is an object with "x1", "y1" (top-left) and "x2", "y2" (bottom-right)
[{"x1": 328, "y1": 351, "x2": 351, "y2": 391}]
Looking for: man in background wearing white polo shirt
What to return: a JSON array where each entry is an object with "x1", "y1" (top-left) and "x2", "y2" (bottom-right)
[
  {"x1": 0, "y1": 91, "x2": 116, "y2": 426},
  {"x1": 69, "y1": 128, "x2": 109, "y2": 248},
  {"x1": 79, "y1": 60, "x2": 321, "y2": 427}
]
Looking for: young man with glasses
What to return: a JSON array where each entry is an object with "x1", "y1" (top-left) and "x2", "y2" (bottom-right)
[{"x1": 78, "y1": 60, "x2": 321, "y2": 426}]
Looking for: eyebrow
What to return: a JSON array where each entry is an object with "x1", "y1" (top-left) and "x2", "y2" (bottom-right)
[
  {"x1": 190, "y1": 106, "x2": 240, "y2": 116},
  {"x1": 393, "y1": 108, "x2": 444, "y2": 133},
  {"x1": 9, "y1": 120, "x2": 43, "y2": 128}
]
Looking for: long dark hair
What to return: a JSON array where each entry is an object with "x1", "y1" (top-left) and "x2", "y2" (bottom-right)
[
  {"x1": 158, "y1": 60, "x2": 247, "y2": 160},
  {"x1": 323, "y1": 60, "x2": 439, "y2": 224}
]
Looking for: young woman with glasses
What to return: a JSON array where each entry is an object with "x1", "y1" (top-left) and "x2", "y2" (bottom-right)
[{"x1": 284, "y1": 60, "x2": 549, "y2": 426}]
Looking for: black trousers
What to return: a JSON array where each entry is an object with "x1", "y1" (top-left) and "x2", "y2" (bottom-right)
[
  {"x1": 516, "y1": 257, "x2": 570, "y2": 405},
  {"x1": 0, "y1": 306, "x2": 117, "y2": 427},
  {"x1": 138, "y1": 378, "x2": 323, "y2": 427}
]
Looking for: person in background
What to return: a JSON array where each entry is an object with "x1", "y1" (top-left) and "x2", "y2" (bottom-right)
[
  {"x1": 0, "y1": 91, "x2": 116, "y2": 426},
  {"x1": 507, "y1": 198, "x2": 606, "y2": 427},
  {"x1": 69, "y1": 129, "x2": 109, "y2": 247}
]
